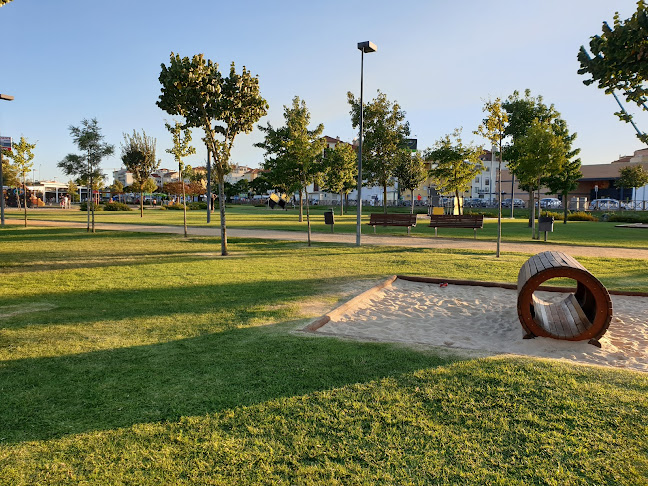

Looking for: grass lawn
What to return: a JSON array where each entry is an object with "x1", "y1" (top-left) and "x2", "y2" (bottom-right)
[
  {"x1": 10, "y1": 204, "x2": 648, "y2": 249},
  {"x1": 1, "y1": 227, "x2": 647, "y2": 484}
]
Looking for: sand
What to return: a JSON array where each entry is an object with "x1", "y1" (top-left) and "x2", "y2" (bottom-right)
[{"x1": 311, "y1": 279, "x2": 648, "y2": 373}]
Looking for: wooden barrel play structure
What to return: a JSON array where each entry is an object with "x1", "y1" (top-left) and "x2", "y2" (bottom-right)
[{"x1": 517, "y1": 251, "x2": 613, "y2": 346}]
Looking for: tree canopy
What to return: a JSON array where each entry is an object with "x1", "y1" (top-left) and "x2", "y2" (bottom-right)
[
  {"x1": 348, "y1": 90, "x2": 410, "y2": 212},
  {"x1": 321, "y1": 143, "x2": 357, "y2": 215},
  {"x1": 158, "y1": 53, "x2": 268, "y2": 255},
  {"x1": 394, "y1": 150, "x2": 428, "y2": 214},
  {"x1": 58, "y1": 118, "x2": 114, "y2": 232},
  {"x1": 5, "y1": 136, "x2": 36, "y2": 227},
  {"x1": 617, "y1": 164, "x2": 648, "y2": 192},
  {"x1": 426, "y1": 129, "x2": 483, "y2": 215},
  {"x1": 256, "y1": 96, "x2": 325, "y2": 242},
  {"x1": 121, "y1": 130, "x2": 159, "y2": 217},
  {"x1": 578, "y1": 2, "x2": 648, "y2": 142}
]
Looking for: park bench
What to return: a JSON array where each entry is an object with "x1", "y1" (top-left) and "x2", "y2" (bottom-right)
[
  {"x1": 368, "y1": 213, "x2": 418, "y2": 235},
  {"x1": 428, "y1": 214, "x2": 484, "y2": 238},
  {"x1": 517, "y1": 251, "x2": 613, "y2": 347}
]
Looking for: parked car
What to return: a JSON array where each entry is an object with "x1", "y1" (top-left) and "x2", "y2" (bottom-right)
[
  {"x1": 502, "y1": 198, "x2": 526, "y2": 208},
  {"x1": 539, "y1": 197, "x2": 562, "y2": 209},
  {"x1": 589, "y1": 198, "x2": 621, "y2": 211}
]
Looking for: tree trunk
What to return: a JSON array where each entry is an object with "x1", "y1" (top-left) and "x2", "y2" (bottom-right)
[
  {"x1": 530, "y1": 189, "x2": 536, "y2": 239},
  {"x1": 90, "y1": 174, "x2": 95, "y2": 233},
  {"x1": 528, "y1": 190, "x2": 534, "y2": 229},
  {"x1": 305, "y1": 186, "x2": 311, "y2": 247},
  {"x1": 496, "y1": 159, "x2": 502, "y2": 258},
  {"x1": 455, "y1": 189, "x2": 462, "y2": 215},
  {"x1": 340, "y1": 191, "x2": 344, "y2": 216},
  {"x1": 562, "y1": 191, "x2": 568, "y2": 224},
  {"x1": 182, "y1": 181, "x2": 188, "y2": 238},
  {"x1": 535, "y1": 189, "x2": 541, "y2": 239},
  {"x1": 140, "y1": 190, "x2": 144, "y2": 218},
  {"x1": 299, "y1": 190, "x2": 304, "y2": 222},
  {"x1": 411, "y1": 189, "x2": 414, "y2": 214},
  {"x1": 206, "y1": 147, "x2": 212, "y2": 223},
  {"x1": 218, "y1": 172, "x2": 228, "y2": 256},
  {"x1": 383, "y1": 183, "x2": 388, "y2": 214},
  {"x1": 23, "y1": 179, "x2": 27, "y2": 228}
]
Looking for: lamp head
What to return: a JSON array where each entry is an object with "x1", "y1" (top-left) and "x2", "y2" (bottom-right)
[{"x1": 357, "y1": 41, "x2": 377, "y2": 53}]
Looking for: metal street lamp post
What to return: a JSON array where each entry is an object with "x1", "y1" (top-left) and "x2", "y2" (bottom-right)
[
  {"x1": 356, "y1": 41, "x2": 377, "y2": 246},
  {"x1": 0, "y1": 93, "x2": 14, "y2": 227}
]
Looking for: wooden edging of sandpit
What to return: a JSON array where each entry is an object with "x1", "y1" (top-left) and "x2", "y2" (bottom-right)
[
  {"x1": 303, "y1": 275, "x2": 398, "y2": 332},
  {"x1": 396, "y1": 275, "x2": 648, "y2": 297}
]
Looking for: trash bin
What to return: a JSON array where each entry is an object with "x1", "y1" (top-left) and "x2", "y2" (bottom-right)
[
  {"x1": 538, "y1": 216, "x2": 554, "y2": 241},
  {"x1": 324, "y1": 209, "x2": 334, "y2": 231}
]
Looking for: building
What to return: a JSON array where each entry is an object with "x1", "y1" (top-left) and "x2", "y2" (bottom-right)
[{"x1": 113, "y1": 168, "x2": 134, "y2": 187}]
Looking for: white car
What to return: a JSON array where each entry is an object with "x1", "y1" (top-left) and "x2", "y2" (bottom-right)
[
  {"x1": 589, "y1": 198, "x2": 621, "y2": 211},
  {"x1": 539, "y1": 198, "x2": 562, "y2": 209}
]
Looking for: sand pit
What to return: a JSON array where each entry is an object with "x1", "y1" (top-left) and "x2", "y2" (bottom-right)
[{"x1": 308, "y1": 278, "x2": 648, "y2": 373}]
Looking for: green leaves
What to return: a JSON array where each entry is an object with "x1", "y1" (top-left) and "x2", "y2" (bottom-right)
[
  {"x1": 617, "y1": 164, "x2": 648, "y2": 190},
  {"x1": 121, "y1": 130, "x2": 159, "y2": 187},
  {"x1": 58, "y1": 118, "x2": 114, "y2": 180},
  {"x1": 5, "y1": 136, "x2": 36, "y2": 180},
  {"x1": 347, "y1": 90, "x2": 410, "y2": 189},
  {"x1": 578, "y1": 3, "x2": 648, "y2": 141},
  {"x1": 426, "y1": 129, "x2": 484, "y2": 197}
]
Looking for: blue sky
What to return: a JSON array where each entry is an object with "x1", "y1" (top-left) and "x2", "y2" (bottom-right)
[{"x1": 1, "y1": 0, "x2": 644, "y2": 182}]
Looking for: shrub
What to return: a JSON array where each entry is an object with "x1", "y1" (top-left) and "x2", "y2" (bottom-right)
[
  {"x1": 103, "y1": 202, "x2": 132, "y2": 211},
  {"x1": 188, "y1": 202, "x2": 207, "y2": 210},
  {"x1": 166, "y1": 203, "x2": 186, "y2": 210},
  {"x1": 567, "y1": 211, "x2": 597, "y2": 221},
  {"x1": 540, "y1": 211, "x2": 563, "y2": 219},
  {"x1": 607, "y1": 213, "x2": 648, "y2": 224},
  {"x1": 79, "y1": 202, "x2": 103, "y2": 211}
]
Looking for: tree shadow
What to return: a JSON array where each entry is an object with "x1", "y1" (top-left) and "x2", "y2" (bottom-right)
[{"x1": 0, "y1": 326, "x2": 458, "y2": 444}]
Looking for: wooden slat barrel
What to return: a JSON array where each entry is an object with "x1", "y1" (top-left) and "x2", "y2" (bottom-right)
[{"x1": 517, "y1": 251, "x2": 612, "y2": 346}]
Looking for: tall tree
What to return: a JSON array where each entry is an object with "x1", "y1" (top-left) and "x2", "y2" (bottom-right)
[
  {"x1": 165, "y1": 121, "x2": 196, "y2": 237},
  {"x1": 158, "y1": 53, "x2": 268, "y2": 256},
  {"x1": 321, "y1": 143, "x2": 357, "y2": 216},
  {"x1": 256, "y1": 96, "x2": 325, "y2": 246},
  {"x1": 6, "y1": 136, "x2": 36, "y2": 227},
  {"x1": 426, "y1": 129, "x2": 484, "y2": 216},
  {"x1": 617, "y1": 165, "x2": 648, "y2": 202},
  {"x1": 394, "y1": 149, "x2": 428, "y2": 214},
  {"x1": 121, "y1": 130, "x2": 159, "y2": 218},
  {"x1": 515, "y1": 119, "x2": 567, "y2": 238},
  {"x1": 348, "y1": 90, "x2": 410, "y2": 213},
  {"x1": 475, "y1": 99, "x2": 508, "y2": 257},
  {"x1": 109, "y1": 180, "x2": 124, "y2": 203},
  {"x1": 578, "y1": 2, "x2": 648, "y2": 143},
  {"x1": 58, "y1": 118, "x2": 114, "y2": 233}
]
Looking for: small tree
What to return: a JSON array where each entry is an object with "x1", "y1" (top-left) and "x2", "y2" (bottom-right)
[
  {"x1": 617, "y1": 165, "x2": 648, "y2": 203},
  {"x1": 347, "y1": 90, "x2": 410, "y2": 213},
  {"x1": 158, "y1": 53, "x2": 268, "y2": 256},
  {"x1": 67, "y1": 180, "x2": 79, "y2": 202},
  {"x1": 109, "y1": 180, "x2": 124, "y2": 203},
  {"x1": 6, "y1": 136, "x2": 36, "y2": 227},
  {"x1": 165, "y1": 121, "x2": 195, "y2": 237},
  {"x1": 427, "y1": 129, "x2": 484, "y2": 216},
  {"x1": 58, "y1": 118, "x2": 114, "y2": 232},
  {"x1": 321, "y1": 143, "x2": 357, "y2": 215},
  {"x1": 121, "y1": 130, "x2": 159, "y2": 218},
  {"x1": 516, "y1": 119, "x2": 567, "y2": 238},
  {"x1": 545, "y1": 158, "x2": 582, "y2": 223},
  {"x1": 475, "y1": 98, "x2": 508, "y2": 257},
  {"x1": 256, "y1": 96, "x2": 325, "y2": 246},
  {"x1": 394, "y1": 150, "x2": 427, "y2": 214}
]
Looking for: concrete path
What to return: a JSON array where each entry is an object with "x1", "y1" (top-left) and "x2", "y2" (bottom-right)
[{"x1": 7, "y1": 218, "x2": 648, "y2": 259}]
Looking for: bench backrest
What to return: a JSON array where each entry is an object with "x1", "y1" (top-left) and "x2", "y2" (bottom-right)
[
  {"x1": 369, "y1": 213, "x2": 418, "y2": 225},
  {"x1": 429, "y1": 215, "x2": 483, "y2": 227}
]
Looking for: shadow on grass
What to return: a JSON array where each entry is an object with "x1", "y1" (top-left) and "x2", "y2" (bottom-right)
[{"x1": 0, "y1": 326, "x2": 458, "y2": 444}]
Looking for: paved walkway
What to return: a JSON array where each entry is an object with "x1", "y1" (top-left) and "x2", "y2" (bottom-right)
[{"x1": 8, "y1": 218, "x2": 648, "y2": 259}]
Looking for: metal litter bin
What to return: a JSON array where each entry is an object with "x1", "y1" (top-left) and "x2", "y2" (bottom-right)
[
  {"x1": 538, "y1": 216, "x2": 554, "y2": 241},
  {"x1": 324, "y1": 209, "x2": 335, "y2": 232}
]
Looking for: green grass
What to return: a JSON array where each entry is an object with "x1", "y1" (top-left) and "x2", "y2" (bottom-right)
[
  {"x1": 1, "y1": 228, "x2": 647, "y2": 484},
  {"x1": 10, "y1": 205, "x2": 648, "y2": 249}
]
